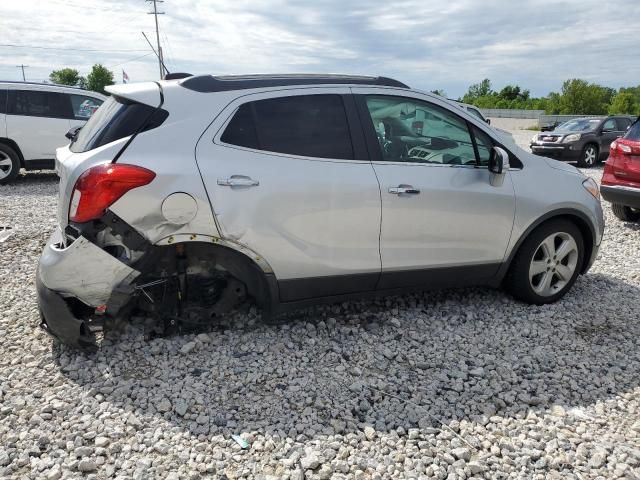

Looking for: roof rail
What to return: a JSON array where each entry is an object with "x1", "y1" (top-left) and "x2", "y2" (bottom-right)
[
  {"x1": 0, "y1": 80, "x2": 86, "y2": 90},
  {"x1": 179, "y1": 74, "x2": 410, "y2": 93}
]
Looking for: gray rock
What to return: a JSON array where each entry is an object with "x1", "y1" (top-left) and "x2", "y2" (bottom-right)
[
  {"x1": 451, "y1": 447, "x2": 471, "y2": 462},
  {"x1": 300, "y1": 452, "x2": 320, "y2": 470},
  {"x1": 77, "y1": 459, "x2": 97, "y2": 472},
  {"x1": 180, "y1": 341, "x2": 196, "y2": 354}
]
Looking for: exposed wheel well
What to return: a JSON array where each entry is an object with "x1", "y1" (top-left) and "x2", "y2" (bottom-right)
[
  {"x1": 137, "y1": 241, "x2": 277, "y2": 314},
  {"x1": 0, "y1": 138, "x2": 25, "y2": 166}
]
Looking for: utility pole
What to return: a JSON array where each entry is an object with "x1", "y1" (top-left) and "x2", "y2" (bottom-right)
[
  {"x1": 16, "y1": 64, "x2": 29, "y2": 81},
  {"x1": 146, "y1": 0, "x2": 165, "y2": 79}
]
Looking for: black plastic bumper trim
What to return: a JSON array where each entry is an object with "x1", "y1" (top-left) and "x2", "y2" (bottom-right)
[
  {"x1": 36, "y1": 275, "x2": 96, "y2": 349},
  {"x1": 601, "y1": 185, "x2": 640, "y2": 209}
]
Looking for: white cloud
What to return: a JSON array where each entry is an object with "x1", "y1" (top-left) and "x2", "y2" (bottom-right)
[{"x1": 1, "y1": 0, "x2": 639, "y2": 97}]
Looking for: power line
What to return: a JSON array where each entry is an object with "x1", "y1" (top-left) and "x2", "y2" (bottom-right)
[
  {"x1": 146, "y1": 0, "x2": 166, "y2": 79},
  {"x1": 16, "y1": 65, "x2": 29, "y2": 81},
  {"x1": 0, "y1": 43, "x2": 148, "y2": 53},
  {"x1": 108, "y1": 52, "x2": 155, "y2": 69}
]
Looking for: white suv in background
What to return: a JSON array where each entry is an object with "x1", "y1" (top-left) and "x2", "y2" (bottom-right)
[
  {"x1": 0, "y1": 81, "x2": 104, "y2": 183},
  {"x1": 36, "y1": 74, "x2": 603, "y2": 348}
]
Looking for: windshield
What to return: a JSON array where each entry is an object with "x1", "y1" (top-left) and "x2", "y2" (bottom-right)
[{"x1": 555, "y1": 119, "x2": 601, "y2": 132}]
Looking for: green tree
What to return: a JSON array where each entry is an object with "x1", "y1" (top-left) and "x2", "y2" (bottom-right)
[
  {"x1": 462, "y1": 79, "x2": 493, "y2": 104},
  {"x1": 86, "y1": 64, "x2": 114, "y2": 95},
  {"x1": 556, "y1": 79, "x2": 613, "y2": 115},
  {"x1": 609, "y1": 91, "x2": 637, "y2": 115},
  {"x1": 430, "y1": 89, "x2": 446, "y2": 97},
  {"x1": 49, "y1": 68, "x2": 84, "y2": 87}
]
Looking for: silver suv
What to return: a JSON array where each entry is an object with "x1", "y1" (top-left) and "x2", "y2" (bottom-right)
[{"x1": 36, "y1": 74, "x2": 604, "y2": 347}]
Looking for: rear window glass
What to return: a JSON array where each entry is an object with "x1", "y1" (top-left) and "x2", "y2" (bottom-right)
[
  {"x1": 624, "y1": 120, "x2": 640, "y2": 141},
  {"x1": 221, "y1": 94, "x2": 354, "y2": 160},
  {"x1": 70, "y1": 96, "x2": 168, "y2": 153}
]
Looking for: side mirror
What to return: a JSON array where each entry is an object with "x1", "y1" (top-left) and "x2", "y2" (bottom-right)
[
  {"x1": 485, "y1": 118, "x2": 491, "y2": 125},
  {"x1": 65, "y1": 126, "x2": 81, "y2": 141},
  {"x1": 488, "y1": 146, "x2": 509, "y2": 187}
]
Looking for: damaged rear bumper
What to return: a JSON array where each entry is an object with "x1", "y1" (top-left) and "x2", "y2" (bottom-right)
[{"x1": 36, "y1": 227, "x2": 140, "y2": 347}]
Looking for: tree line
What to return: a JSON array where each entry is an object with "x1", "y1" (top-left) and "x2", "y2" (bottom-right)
[
  {"x1": 49, "y1": 65, "x2": 114, "y2": 95},
  {"x1": 447, "y1": 78, "x2": 640, "y2": 115}
]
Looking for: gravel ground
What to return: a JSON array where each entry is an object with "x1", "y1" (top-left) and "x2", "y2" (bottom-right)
[{"x1": 1, "y1": 153, "x2": 639, "y2": 480}]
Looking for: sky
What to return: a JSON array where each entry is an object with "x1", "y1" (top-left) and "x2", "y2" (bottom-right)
[{"x1": 1, "y1": 0, "x2": 639, "y2": 99}]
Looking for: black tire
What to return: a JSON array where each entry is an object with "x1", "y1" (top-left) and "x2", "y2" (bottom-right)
[
  {"x1": 577, "y1": 143, "x2": 598, "y2": 168},
  {"x1": 611, "y1": 203, "x2": 640, "y2": 222},
  {"x1": 506, "y1": 219, "x2": 584, "y2": 305},
  {"x1": 0, "y1": 143, "x2": 21, "y2": 185}
]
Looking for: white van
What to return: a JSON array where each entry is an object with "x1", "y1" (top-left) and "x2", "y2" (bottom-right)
[{"x1": 0, "y1": 81, "x2": 105, "y2": 183}]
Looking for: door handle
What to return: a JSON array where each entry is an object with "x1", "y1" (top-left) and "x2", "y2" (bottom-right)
[
  {"x1": 389, "y1": 185, "x2": 420, "y2": 195},
  {"x1": 217, "y1": 175, "x2": 259, "y2": 187}
]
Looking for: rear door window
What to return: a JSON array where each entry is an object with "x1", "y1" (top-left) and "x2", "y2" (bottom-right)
[
  {"x1": 221, "y1": 94, "x2": 354, "y2": 160},
  {"x1": 70, "y1": 95, "x2": 103, "y2": 120},
  {"x1": 624, "y1": 120, "x2": 640, "y2": 141},
  {"x1": 616, "y1": 117, "x2": 632, "y2": 131},
  {"x1": 9, "y1": 90, "x2": 73, "y2": 119},
  {"x1": 70, "y1": 96, "x2": 168, "y2": 153}
]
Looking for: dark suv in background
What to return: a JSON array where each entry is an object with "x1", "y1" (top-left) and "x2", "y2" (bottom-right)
[{"x1": 530, "y1": 116, "x2": 634, "y2": 167}]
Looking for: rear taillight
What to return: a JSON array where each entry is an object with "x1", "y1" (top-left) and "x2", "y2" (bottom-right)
[
  {"x1": 611, "y1": 140, "x2": 637, "y2": 155},
  {"x1": 69, "y1": 163, "x2": 155, "y2": 223}
]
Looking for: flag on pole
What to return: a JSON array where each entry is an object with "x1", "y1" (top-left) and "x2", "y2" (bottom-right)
[{"x1": 122, "y1": 70, "x2": 130, "y2": 84}]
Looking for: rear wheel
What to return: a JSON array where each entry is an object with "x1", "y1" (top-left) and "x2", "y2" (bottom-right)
[
  {"x1": 577, "y1": 144, "x2": 598, "y2": 168},
  {"x1": 506, "y1": 220, "x2": 584, "y2": 304},
  {"x1": 0, "y1": 144, "x2": 21, "y2": 184},
  {"x1": 611, "y1": 203, "x2": 640, "y2": 222}
]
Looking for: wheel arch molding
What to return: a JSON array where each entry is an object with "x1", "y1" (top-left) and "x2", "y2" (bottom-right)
[{"x1": 498, "y1": 208, "x2": 597, "y2": 281}]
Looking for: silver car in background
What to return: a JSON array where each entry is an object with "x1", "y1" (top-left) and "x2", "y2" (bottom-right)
[{"x1": 36, "y1": 74, "x2": 604, "y2": 348}]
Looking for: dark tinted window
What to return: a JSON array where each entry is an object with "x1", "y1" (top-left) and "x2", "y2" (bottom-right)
[
  {"x1": 616, "y1": 117, "x2": 631, "y2": 131},
  {"x1": 70, "y1": 95, "x2": 103, "y2": 120},
  {"x1": 70, "y1": 96, "x2": 168, "y2": 153},
  {"x1": 624, "y1": 120, "x2": 640, "y2": 141},
  {"x1": 9, "y1": 90, "x2": 72, "y2": 119},
  {"x1": 222, "y1": 95, "x2": 354, "y2": 160},
  {"x1": 220, "y1": 103, "x2": 259, "y2": 149},
  {"x1": 0, "y1": 89, "x2": 7, "y2": 114}
]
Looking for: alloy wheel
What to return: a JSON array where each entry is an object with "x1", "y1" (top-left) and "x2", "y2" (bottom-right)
[
  {"x1": 0, "y1": 152, "x2": 13, "y2": 180},
  {"x1": 529, "y1": 232, "x2": 579, "y2": 297},
  {"x1": 584, "y1": 146, "x2": 596, "y2": 166}
]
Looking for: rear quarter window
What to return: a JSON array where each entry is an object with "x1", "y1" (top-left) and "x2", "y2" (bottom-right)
[
  {"x1": 70, "y1": 96, "x2": 168, "y2": 153},
  {"x1": 70, "y1": 95, "x2": 103, "y2": 120}
]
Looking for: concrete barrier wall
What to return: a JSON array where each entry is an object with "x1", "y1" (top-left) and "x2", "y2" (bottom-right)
[{"x1": 479, "y1": 108, "x2": 544, "y2": 119}]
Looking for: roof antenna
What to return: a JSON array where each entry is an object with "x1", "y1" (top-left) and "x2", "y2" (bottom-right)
[{"x1": 142, "y1": 31, "x2": 171, "y2": 78}]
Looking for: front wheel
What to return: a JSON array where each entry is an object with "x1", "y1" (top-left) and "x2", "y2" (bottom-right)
[
  {"x1": 506, "y1": 220, "x2": 584, "y2": 304},
  {"x1": 0, "y1": 144, "x2": 21, "y2": 184},
  {"x1": 577, "y1": 144, "x2": 598, "y2": 168},
  {"x1": 611, "y1": 203, "x2": 640, "y2": 222}
]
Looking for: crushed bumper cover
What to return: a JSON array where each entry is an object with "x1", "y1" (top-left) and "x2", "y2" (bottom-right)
[
  {"x1": 36, "y1": 275, "x2": 97, "y2": 348},
  {"x1": 36, "y1": 227, "x2": 140, "y2": 347}
]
